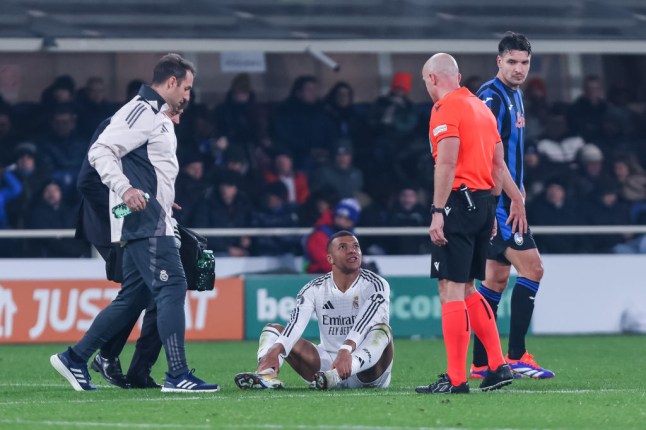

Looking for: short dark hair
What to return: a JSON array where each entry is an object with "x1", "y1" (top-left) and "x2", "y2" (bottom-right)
[
  {"x1": 498, "y1": 31, "x2": 531, "y2": 56},
  {"x1": 326, "y1": 230, "x2": 356, "y2": 253},
  {"x1": 152, "y1": 53, "x2": 196, "y2": 85}
]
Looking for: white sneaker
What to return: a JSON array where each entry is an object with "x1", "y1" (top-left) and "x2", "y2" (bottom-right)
[
  {"x1": 234, "y1": 372, "x2": 285, "y2": 390},
  {"x1": 314, "y1": 369, "x2": 341, "y2": 390}
]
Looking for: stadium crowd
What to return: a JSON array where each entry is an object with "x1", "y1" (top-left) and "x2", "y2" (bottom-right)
[{"x1": 2, "y1": 71, "x2": 646, "y2": 259}]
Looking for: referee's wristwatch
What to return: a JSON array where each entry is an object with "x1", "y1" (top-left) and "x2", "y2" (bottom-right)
[{"x1": 430, "y1": 204, "x2": 445, "y2": 215}]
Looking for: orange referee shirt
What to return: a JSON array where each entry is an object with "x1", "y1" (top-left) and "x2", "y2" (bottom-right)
[{"x1": 429, "y1": 86, "x2": 501, "y2": 191}]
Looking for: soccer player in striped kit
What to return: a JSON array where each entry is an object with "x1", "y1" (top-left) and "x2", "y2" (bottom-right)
[
  {"x1": 234, "y1": 231, "x2": 394, "y2": 390},
  {"x1": 470, "y1": 32, "x2": 555, "y2": 380}
]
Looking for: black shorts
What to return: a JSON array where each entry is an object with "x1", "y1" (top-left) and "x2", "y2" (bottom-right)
[
  {"x1": 487, "y1": 206, "x2": 537, "y2": 264},
  {"x1": 430, "y1": 190, "x2": 496, "y2": 283}
]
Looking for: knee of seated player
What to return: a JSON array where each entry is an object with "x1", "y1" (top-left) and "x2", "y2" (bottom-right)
[
  {"x1": 264, "y1": 323, "x2": 284, "y2": 333},
  {"x1": 368, "y1": 323, "x2": 393, "y2": 342}
]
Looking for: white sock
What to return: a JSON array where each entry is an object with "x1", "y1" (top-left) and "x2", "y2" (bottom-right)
[
  {"x1": 350, "y1": 324, "x2": 392, "y2": 376},
  {"x1": 257, "y1": 326, "x2": 284, "y2": 369}
]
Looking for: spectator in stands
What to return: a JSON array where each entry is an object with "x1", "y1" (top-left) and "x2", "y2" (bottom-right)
[
  {"x1": 323, "y1": 81, "x2": 368, "y2": 147},
  {"x1": 0, "y1": 164, "x2": 22, "y2": 257},
  {"x1": 527, "y1": 177, "x2": 581, "y2": 253},
  {"x1": 309, "y1": 138, "x2": 364, "y2": 200},
  {"x1": 76, "y1": 77, "x2": 115, "y2": 140},
  {"x1": 581, "y1": 181, "x2": 632, "y2": 253},
  {"x1": 0, "y1": 108, "x2": 22, "y2": 167},
  {"x1": 250, "y1": 181, "x2": 301, "y2": 256},
  {"x1": 567, "y1": 75, "x2": 608, "y2": 143},
  {"x1": 298, "y1": 185, "x2": 339, "y2": 228},
  {"x1": 24, "y1": 180, "x2": 89, "y2": 257},
  {"x1": 536, "y1": 103, "x2": 585, "y2": 171},
  {"x1": 190, "y1": 170, "x2": 252, "y2": 256},
  {"x1": 40, "y1": 75, "x2": 76, "y2": 108},
  {"x1": 271, "y1": 75, "x2": 335, "y2": 171},
  {"x1": 522, "y1": 145, "x2": 550, "y2": 204},
  {"x1": 605, "y1": 83, "x2": 640, "y2": 139},
  {"x1": 36, "y1": 75, "x2": 77, "y2": 135},
  {"x1": 216, "y1": 145, "x2": 264, "y2": 204},
  {"x1": 594, "y1": 107, "x2": 645, "y2": 162},
  {"x1": 367, "y1": 72, "x2": 418, "y2": 162},
  {"x1": 0, "y1": 164, "x2": 22, "y2": 229},
  {"x1": 387, "y1": 185, "x2": 430, "y2": 255},
  {"x1": 612, "y1": 154, "x2": 646, "y2": 204},
  {"x1": 570, "y1": 143, "x2": 610, "y2": 200},
  {"x1": 263, "y1": 148, "x2": 309, "y2": 205},
  {"x1": 175, "y1": 104, "x2": 220, "y2": 167},
  {"x1": 5, "y1": 142, "x2": 51, "y2": 228},
  {"x1": 36, "y1": 104, "x2": 87, "y2": 200},
  {"x1": 174, "y1": 152, "x2": 209, "y2": 226},
  {"x1": 215, "y1": 73, "x2": 269, "y2": 150},
  {"x1": 304, "y1": 198, "x2": 360, "y2": 273}
]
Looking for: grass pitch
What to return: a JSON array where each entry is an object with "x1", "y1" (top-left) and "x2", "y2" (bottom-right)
[{"x1": 0, "y1": 336, "x2": 644, "y2": 429}]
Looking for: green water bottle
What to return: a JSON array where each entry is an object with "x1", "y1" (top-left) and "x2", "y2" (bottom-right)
[
  {"x1": 112, "y1": 192, "x2": 150, "y2": 219},
  {"x1": 196, "y1": 250, "x2": 215, "y2": 291}
]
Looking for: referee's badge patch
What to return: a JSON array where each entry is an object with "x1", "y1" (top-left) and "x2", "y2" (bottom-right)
[
  {"x1": 432, "y1": 124, "x2": 447, "y2": 137},
  {"x1": 514, "y1": 232, "x2": 524, "y2": 246}
]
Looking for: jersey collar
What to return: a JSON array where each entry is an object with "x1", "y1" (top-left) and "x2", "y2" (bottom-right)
[{"x1": 136, "y1": 84, "x2": 167, "y2": 114}]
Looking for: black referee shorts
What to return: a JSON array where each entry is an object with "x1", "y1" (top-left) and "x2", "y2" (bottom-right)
[{"x1": 430, "y1": 190, "x2": 496, "y2": 283}]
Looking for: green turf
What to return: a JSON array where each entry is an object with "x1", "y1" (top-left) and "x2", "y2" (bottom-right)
[{"x1": 1, "y1": 336, "x2": 645, "y2": 429}]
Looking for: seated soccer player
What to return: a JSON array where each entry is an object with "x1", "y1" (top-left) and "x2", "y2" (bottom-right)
[{"x1": 234, "y1": 231, "x2": 394, "y2": 390}]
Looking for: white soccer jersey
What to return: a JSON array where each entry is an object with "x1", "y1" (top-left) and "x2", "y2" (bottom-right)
[{"x1": 276, "y1": 269, "x2": 390, "y2": 355}]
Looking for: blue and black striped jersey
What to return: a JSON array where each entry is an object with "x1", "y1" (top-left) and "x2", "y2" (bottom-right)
[{"x1": 477, "y1": 77, "x2": 526, "y2": 240}]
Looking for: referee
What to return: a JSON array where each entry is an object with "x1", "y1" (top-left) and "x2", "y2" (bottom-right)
[{"x1": 415, "y1": 53, "x2": 526, "y2": 394}]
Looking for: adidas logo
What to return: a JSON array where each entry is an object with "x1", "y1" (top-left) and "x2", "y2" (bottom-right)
[
  {"x1": 322, "y1": 300, "x2": 335, "y2": 310},
  {"x1": 175, "y1": 380, "x2": 198, "y2": 390}
]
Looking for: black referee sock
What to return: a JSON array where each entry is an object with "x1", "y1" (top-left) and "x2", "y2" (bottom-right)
[
  {"x1": 508, "y1": 277, "x2": 539, "y2": 360},
  {"x1": 472, "y1": 284, "x2": 500, "y2": 368}
]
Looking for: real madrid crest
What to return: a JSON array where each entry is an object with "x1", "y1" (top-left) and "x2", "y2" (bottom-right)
[{"x1": 160, "y1": 270, "x2": 169, "y2": 281}]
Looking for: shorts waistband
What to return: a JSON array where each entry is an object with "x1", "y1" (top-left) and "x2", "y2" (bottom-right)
[{"x1": 450, "y1": 189, "x2": 492, "y2": 198}]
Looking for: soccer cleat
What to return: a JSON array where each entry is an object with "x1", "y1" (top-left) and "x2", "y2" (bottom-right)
[
  {"x1": 471, "y1": 363, "x2": 521, "y2": 380},
  {"x1": 91, "y1": 353, "x2": 130, "y2": 388},
  {"x1": 50, "y1": 348, "x2": 97, "y2": 391},
  {"x1": 314, "y1": 369, "x2": 341, "y2": 390},
  {"x1": 234, "y1": 372, "x2": 285, "y2": 390},
  {"x1": 161, "y1": 369, "x2": 220, "y2": 393},
  {"x1": 415, "y1": 374, "x2": 470, "y2": 394},
  {"x1": 128, "y1": 374, "x2": 161, "y2": 389},
  {"x1": 506, "y1": 352, "x2": 555, "y2": 379},
  {"x1": 479, "y1": 364, "x2": 514, "y2": 391},
  {"x1": 469, "y1": 364, "x2": 488, "y2": 379}
]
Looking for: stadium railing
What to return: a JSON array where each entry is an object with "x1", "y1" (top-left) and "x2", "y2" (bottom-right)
[{"x1": 2, "y1": 225, "x2": 646, "y2": 240}]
